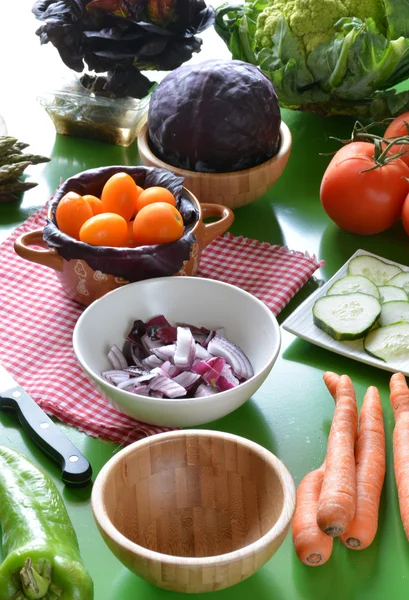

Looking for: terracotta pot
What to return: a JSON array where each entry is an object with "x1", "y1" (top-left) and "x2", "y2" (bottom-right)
[{"x1": 14, "y1": 188, "x2": 233, "y2": 306}]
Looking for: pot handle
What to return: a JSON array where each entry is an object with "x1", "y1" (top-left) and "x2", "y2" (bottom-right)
[
  {"x1": 14, "y1": 229, "x2": 64, "y2": 273},
  {"x1": 200, "y1": 203, "x2": 234, "y2": 248}
]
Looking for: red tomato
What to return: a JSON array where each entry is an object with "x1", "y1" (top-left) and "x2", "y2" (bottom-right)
[
  {"x1": 384, "y1": 112, "x2": 409, "y2": 168},
  {"x1": 320, "y1": 142, "x2": 409, "y2": 235},
  {"x1": 401, "y1": 193, "x2": 409, "y2": 236}
]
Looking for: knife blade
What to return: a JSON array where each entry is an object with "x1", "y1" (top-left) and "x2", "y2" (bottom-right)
[{"x1": 0, "y1": 364, "x2": 92, "y2": 487}]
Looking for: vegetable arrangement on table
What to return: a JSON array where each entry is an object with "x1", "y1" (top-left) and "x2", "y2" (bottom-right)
[
  {"x1": 0, "y1": 446, "x2": 93, "y2": 600},
  {"x1": 215, "y1": 0, "x2": 409, "y2": 120}
]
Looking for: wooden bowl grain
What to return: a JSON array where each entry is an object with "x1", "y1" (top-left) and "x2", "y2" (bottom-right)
[
  {"x1": 91, "y1": 429, "x2": 296, "y2": 593},
  {"x1": 137, "y1": 122, "x2": 292, "y2": 209}
]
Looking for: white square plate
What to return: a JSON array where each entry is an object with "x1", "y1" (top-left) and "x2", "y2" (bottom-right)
[{"x1": 282, "y1": 249, "x2": 409, "y2": 376}]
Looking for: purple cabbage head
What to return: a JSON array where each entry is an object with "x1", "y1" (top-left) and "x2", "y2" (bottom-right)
[{"x1": 148, "y1": 59, "x2": 282, "y2": 173}]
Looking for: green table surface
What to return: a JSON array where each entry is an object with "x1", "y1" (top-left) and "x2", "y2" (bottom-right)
[{"x1": 2, "y1": 3, "x2": 409, "y2": 600}]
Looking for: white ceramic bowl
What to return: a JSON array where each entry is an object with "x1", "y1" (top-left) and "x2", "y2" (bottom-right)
[{"x1": 72, "y1": 277, "x2": 281, "y2": 427}]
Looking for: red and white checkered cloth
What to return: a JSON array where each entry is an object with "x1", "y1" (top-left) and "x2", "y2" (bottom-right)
[{"x1": 0, "y1": 205, "x2": 323, "y2": 445}]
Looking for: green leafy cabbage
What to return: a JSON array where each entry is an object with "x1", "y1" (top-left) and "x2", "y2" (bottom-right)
[{"x1": 215, "y1": 0, "x2": 409, "y2": 119}]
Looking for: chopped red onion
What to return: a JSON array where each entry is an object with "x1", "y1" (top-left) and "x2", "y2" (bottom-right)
[
  {"x1": 105, "y1": 315, "x2": 254, "y2": 399},
  {"x1": 141, "y1": 354, "x2": 164, "y2": 369},
  {"x1": 192, "y1": 356, "x2": 226, "y2": 388},
  {"x1": 217, "y1": 364, "x2": 240, "y2": 391},
  {"x1": 124, "y1": 365, "x2": 148, "y2": 377},
  {"x1": 156, "y1": 326, "x2": 178, "y2": 344},
  {"x1": 207, "y1": 336, "x2": 254, "y2": 380},
  {"x1": 135, "y1": 372, "x2": 158, "y2": 383},
  {"x1": 102, "y1": 370, "x2": 130, "y2": 385},
  {"x1": 202, "y1": 329, "x2": 216, "y2": 348},
  {"x1": 141, "y1": 333, "x2": 163, "y2": 355},
  {"x1": 117, "y1": 377, "x2": 141, "y2": 390},
  {"x1": 148, "y1": 375, "x2": 187, "y2": 398},
  {"x1": 173, "y1": 371, "x2": 201, "y2": 390},
  {"x1": 194, "y1": 383, "x2": 218, "y2": 397},
  {"x1": 107, "y1": 345, "x2": 128, "y2": 370},
  {"x1": 153, "y1": 344, "x2": 176, "y2": 361},
  {"x1": 174, "y1": 327, "x2": 196, "y2": 370},
  {"x1": 130, "y1": 344, "x2": 145, "y2": 367},
  {"x1": 194, "y1": 344, "x2": 212, "y2": 360},
  {"x1": 132, "y1": 385, "x2": 151, "y2": 396},
  {"x1": 147, "y1": 315, "x2": 172, "y2": 329},
  {"x1": 160, "y1": 361, "x2": 181, "y2": 378}
]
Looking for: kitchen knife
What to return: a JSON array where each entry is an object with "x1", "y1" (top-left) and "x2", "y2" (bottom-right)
[{"x1": 0, "y1": 364, "x2": 92, "y2": 487}]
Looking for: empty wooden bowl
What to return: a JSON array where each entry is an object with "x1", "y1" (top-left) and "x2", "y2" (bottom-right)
[
  {"x1": 91, "y1": 429, "x2": 296, "y2": 593},
  {"x1": 137, "y1": 122, "x2": 292, "y2": 210}
]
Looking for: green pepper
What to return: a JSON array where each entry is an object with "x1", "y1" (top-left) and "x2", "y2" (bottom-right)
[{"x1": 0, "y1": 446, "x2": 93, "y2": 600}]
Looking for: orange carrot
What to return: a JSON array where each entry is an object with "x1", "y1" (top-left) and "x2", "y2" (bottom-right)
[
  {"x1": 317, "y1": 374, "x2": 358, "y2": 536},
  {"x1": 340, "y1": 386, "x2": 386, "y2": 549},
  {"x1": 323, "y1": 371, "x2": 340, "y2": 400},
  {"x1": 390, "y1": 372, "x2": 409, "y2": 540},
  {"x1": 292, "y1": 462, "x2": 333, "y2": 566}
]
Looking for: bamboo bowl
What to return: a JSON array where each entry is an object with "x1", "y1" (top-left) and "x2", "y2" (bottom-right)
[
  {"x1": 137, "y1": 122, "x2": 292, "y2": 209},
  {"x1": 91, "y1": 429, "x2": 296, "y2": 593}
]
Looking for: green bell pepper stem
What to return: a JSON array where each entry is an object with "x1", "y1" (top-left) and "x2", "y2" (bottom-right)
[
  {"x1": 20, "y1": 558, "x2": 57, "y2": 599},
  {"x1": 0, "y1": 446, "x2": 93, "y2": 600}
]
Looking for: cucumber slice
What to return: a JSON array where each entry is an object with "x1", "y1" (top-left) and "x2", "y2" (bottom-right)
[
  {"x1": 347, "y1": 255, "x2": 402, "y2": 285},
  {"x1": 378, "y1": 285, "x2": 408, "y2": 303},
  {"x1": 313, "y1": 293, "x2": 381, "y2": 341},
  {"x1": 327, "y1": 275, "x2": 379, "y2": 299},
  {"x1": 364, "y1": 322, "x2": 409, "y2": 362},
  {"x1": 379, "y1": 301, "x2": 409, "y2": 326},
  {"x1": 387, "y1": 272, "x2": 409, "y2": 295}
]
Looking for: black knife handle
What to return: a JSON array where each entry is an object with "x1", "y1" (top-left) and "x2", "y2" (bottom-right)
[{"x1": 0, "y1": 386, "x2": 92, "y2": 487}]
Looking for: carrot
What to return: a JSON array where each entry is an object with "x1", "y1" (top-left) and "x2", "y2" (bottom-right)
[
  {"x1": 390, "y1": 372, "x2": 409, "y2": 540},
  {"x1": 317, "y1": 374, "x2": 358, "y2": 536},
  {"x1": 323, "y1": 371, "x2": 340, "y2": 399},
  {"x1": 292, "y1": 462, "x2": 333, "y2": 566},
  {"x1": 340, "y1": 386, "x2": 386, "y2": 549}
]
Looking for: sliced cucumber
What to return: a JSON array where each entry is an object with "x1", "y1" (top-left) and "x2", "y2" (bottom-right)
[
  {"x1": 364, "y1": 321, "x2": 409, "y2": 362},
  {"x1": 327, "y1": 275, "x2": 379, "y2": 299},
  {"x1": 347, "y1": 255, "x2": 402, "y2": 285},
  {"x1": 378, "y1": 285, "x2": 408, "y2": 304},
  {"x1": 379, "y1": 301, "x2": 409, "y2": 327},
  {"x1": 313, "y1": 293, "x2": 381, "y2": 341},
  {"x1": 387, "y1": 272, "x2": 409, "y2": 295}
]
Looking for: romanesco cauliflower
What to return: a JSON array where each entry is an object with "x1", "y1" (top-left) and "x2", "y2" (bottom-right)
[{"x1": 255, "y1": 0, "x2": 385, "y2": 55}]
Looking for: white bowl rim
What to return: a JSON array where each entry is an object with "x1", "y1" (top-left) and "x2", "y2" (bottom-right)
[
  {"x1": 72, "y1": 276, "x2": 281, "y2": 406},
  {"x1": 91, "y1": 429, "x2": 296, "y2": 566},
  {"x1": 137, "y1": 121, "x2": 292, "y2": 178}
]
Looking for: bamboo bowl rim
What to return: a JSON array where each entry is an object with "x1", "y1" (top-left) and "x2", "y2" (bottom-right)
[
  {"x1": 137, "y1": 121, "x2": 292, "y2": 179},
  {"x1": 91, "y1": 429, "x2": 296, "y2": 566}
]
